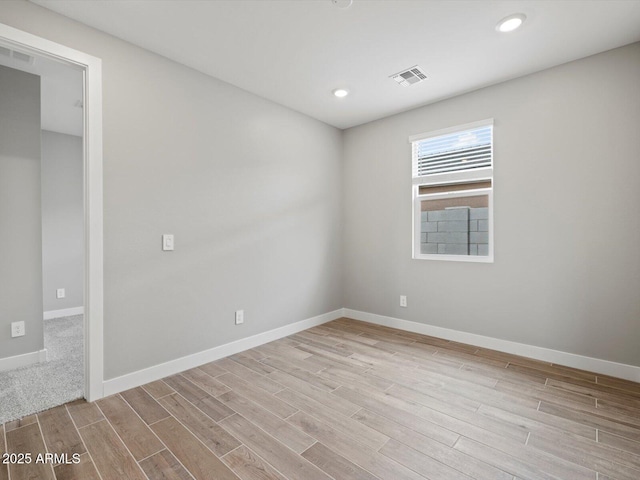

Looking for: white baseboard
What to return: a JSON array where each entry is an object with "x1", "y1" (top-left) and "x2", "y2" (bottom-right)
[
  {"x1": 44, "y1": 306, "x2": 84, "y2": 320},
  {"x1": 0, "y1": 348, "x2": 48, "y2": 373},
  {"x1": 102, "y1": 309, "x2": 345, "y2": 397},
  {"x1": 344, "y1": 309, "x2": 640, "y2": 383},
  {"x1": 101, "y1": 306, "x2": 639, "y2": 398}
]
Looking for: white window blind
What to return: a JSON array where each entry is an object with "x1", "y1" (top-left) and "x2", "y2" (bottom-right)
[{"x1": 413, "y1": 124, "x2": 492, "y2": 178}]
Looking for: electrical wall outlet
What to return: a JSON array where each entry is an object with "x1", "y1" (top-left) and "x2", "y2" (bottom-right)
[
  {"x1": 11, "y1": 321, "x2": 25, "y2": 337},
  {"x1": 56, "y1": 288, "x2": 65, "y2": 299},
  {"x1": 400, "y1": 295, "x2": 407, "y2": 307},
  {"x1": 162, "y1": 234, "x2": 174, "y2": 251},
  {"x1": 235, "y1": 310, "x2": 244, "y2": 325}
]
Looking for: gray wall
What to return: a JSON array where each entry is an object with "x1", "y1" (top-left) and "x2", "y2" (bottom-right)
[
  {"x1": 0, "y1": 1, "x2": 343, "y2": 379},
  {"x1": 2, "y1": 2, "x2": 637, "y2": 377},
  {"x1": 343, "y1": 43, "x2": 640, "y2": 367},
  {"x1": 41, "y1": 131, "x2": 84, "y2": 313},
  {"x1": 0, "y1": 64, "x2": 44, "y2": 359}
]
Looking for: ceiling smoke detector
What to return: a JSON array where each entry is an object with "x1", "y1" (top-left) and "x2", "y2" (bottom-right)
[
  {"x1": 390, "y1": 65, "x2": 427, "y2": 87},
  {"x1": 331, "y1": 0, "x2": 353, "y2": 8}
]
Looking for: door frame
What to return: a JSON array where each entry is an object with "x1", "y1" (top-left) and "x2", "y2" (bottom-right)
[{"x1": 0, "y1": 23, "x2": 104, "y2": 401}]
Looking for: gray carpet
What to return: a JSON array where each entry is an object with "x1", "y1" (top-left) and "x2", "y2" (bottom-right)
[{"x1": 0, "y1": 315, "x2": 83, "y2": 424}]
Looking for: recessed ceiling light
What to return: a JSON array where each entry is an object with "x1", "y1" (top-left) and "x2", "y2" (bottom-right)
[
  {"x1": 496, "y1": 14, "x2": 526, "y2": 33},
  {"x1": 333, "y1": 88, "x2": 349, "y2": 98}
]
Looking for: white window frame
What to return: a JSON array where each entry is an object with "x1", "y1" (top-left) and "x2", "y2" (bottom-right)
[{"x1": 411, "y1": 119, "x2": 494, "y2": 263}]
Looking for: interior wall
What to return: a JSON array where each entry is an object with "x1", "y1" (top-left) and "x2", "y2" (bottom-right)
[
  {"x1": 3, "y1": 1, "x2": 637, "y2": 380},
  {"x1": 0, "y1": 63, "x2": 44, "y2": 359},
  {"x1": 41, "y1": 130, "x2": 84, "y2": 313},
  {"x1": 0, "y1": 1, "x2": 343, "y2": 380},
  {"x1": 343, "y1": 42, "x2": 640, "y2": 367}
]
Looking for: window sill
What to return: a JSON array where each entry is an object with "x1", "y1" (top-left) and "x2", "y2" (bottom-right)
[{"x1": 413, "y1": 254, "x2": 494, "y2": 263}]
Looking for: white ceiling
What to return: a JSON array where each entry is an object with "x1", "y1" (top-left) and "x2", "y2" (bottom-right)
[
  {"x1": 0, "y1": 48, "x2": 83, "y2": 136},
  {"x1": 31, "y1": 0, "x2": 640, "y2": 129}
]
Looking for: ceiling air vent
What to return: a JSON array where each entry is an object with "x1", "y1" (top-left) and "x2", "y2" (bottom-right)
[
  {"x1": 0, "y1": 47, "x2": 35, "y2": 66},
  {"x1": 390, "y1": 65, "x2": 427, "y2": 86},
  {"x1": 12, "y1": 50, "x2": 35, "y2": 65}
]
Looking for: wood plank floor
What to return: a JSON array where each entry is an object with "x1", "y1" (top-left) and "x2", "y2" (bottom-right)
[{"x1": 3, "y1": 317, "x2": 640, "y2": 480}]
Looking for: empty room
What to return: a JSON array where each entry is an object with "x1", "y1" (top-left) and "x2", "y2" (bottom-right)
[{"x1": 0, "y1": 1, "x2": 639, "y2": 479}]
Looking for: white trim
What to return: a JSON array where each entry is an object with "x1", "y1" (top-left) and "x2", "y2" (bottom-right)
[
  {"x1": 343, "y1": 309, "x2": 640, "y2": 383},
  {"x1": 409, "y1": 118, "x2": 493, "y2": 144},
  {"x1": 0, "y1": 348, "x2": 48, "y2": 373},
  {"x1": 412, "y1": 167, "x2": 493, "y2": 186},
  {"x1": 43, "y1": 306, "x2": 84, "y2": 320},
  {"x1": 102, "y1": 309, "x2": 344, "y2": 396},
  {"x1": 0, "y1": 23, "x2": 104, "y2": 401},
  {"x1": 413, "y1": 252, "x2": 493, "y2": 263}
]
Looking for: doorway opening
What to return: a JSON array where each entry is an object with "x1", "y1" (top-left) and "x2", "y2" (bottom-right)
[{"x1": 0, "y1": 24, "x2": 104, "y2": 420}]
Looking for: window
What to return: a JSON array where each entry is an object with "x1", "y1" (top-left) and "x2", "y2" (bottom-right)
[{"x1": 411, "y1": 119, "x2": 493, "y2": 262}]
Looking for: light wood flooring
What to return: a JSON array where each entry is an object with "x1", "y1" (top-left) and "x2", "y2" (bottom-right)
[{"x1": 2, "y1": 317, "x2": 640, "y2": 480}]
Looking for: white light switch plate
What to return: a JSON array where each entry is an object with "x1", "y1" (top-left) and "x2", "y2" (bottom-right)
[{"x1": 162, "y1": 234, "x2": 174, "y2": 251}]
